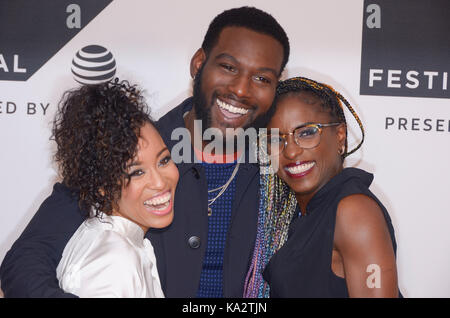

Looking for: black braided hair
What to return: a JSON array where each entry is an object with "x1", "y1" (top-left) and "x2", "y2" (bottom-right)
[{"x1": 274, "y1": 76, "x2": 365, "y2": 158}]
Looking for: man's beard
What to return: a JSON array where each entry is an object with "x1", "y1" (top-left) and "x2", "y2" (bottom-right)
[
  {"x1": 192, "y1": 63, "x2": 213, "y2": 134},
  {"x1": 192, "y1": 63, "x2": 276, "y2": 135}
]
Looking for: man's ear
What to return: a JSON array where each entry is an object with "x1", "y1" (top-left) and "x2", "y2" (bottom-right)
[{"x1": 190, "y1": 48, "x2": 206, "y2": 79}]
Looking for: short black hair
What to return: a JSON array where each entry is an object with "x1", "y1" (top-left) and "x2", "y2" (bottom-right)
[{"x1": 201, "y1": 6, "x2": 290, "y2": 75}]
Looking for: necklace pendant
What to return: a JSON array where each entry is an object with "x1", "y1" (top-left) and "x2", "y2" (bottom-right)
[{"x1": 208, "y1": 207, "x2": 212, "y2": 217}]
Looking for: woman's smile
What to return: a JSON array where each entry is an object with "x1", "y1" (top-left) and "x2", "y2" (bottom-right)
[{"x1": 284, "y1": 161, "x2": 316, "y2": 178}]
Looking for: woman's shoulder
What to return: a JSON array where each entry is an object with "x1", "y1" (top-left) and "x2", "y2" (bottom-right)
[
  {"x1": 335, "y1": 168, "x2": 374, "y2": 193},
  {"x1": 63, "y1": 216, "x2": 142, "y2": 267},
  {"x1": 333, "y1": 168, "x2": 390, "y2": 222},
  {"x1": 57, "y1": 217, "x2": 147, "y2": 296},
  {"x1": 337, "y1": 193, "x2": 385, "y2": 221},
  {"x1": 334, "y1": 193, "x2": 393, "y2": 252},
  {"x1": 83, "y1": 217, "x2": 142, "y2": 260},
  {"x1": 326, "y1": 168, "x2": 381, "y2": 210}
]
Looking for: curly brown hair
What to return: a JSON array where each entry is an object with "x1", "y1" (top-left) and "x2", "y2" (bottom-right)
[{"x1": 52, "y1": 79, "x2": 153, "y2": 216}]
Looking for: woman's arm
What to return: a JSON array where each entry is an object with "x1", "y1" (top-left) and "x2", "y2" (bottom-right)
[{"x1": 334, "y1": 194, "x2": 398, "y2": 297}]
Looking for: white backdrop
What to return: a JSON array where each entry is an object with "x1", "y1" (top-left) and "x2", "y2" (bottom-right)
[{"x1": 1, "y1": 0, "x2": 449, "y2": 297}]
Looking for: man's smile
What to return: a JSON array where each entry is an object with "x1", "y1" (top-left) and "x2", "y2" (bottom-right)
[{"x1": 216, "y1": 98, "x2": 249, "y2": 116}]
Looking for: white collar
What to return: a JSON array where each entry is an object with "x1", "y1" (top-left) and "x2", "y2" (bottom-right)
[{"x1": 86, "y1": 212, "x2": 146, "y2": 248}]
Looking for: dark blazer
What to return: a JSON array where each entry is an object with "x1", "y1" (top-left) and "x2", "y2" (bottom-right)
[{"x1": 0, "y1": 97, "x2": 260, "y2": 298}]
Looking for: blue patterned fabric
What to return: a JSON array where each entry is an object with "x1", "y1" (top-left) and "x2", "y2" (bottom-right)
[{"x1": 196, "y1": 162, "x2": 237, "y2": 298}]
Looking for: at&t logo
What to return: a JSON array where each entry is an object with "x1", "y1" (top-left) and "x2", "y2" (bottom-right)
[{"x1": 71, "y1": 45, "x2": 116, "y2": 84}]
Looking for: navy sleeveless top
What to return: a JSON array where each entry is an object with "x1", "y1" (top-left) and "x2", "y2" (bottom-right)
[{"x1": 263, "y1": 168, "x2": 400, "y2": 297}]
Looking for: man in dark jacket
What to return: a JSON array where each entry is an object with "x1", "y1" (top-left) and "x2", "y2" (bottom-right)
[{"x1": 0, "y1": 6, "x2": 290, "y2": 297}]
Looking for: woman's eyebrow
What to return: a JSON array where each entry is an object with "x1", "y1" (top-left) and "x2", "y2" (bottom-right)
[
  {"x1": 126, "y1": 161, "x2": 141, "y2": 169},
  {"x1": 126, "y1": 147, "x2": 169, "y2": 169},
  {"x1": 156, "y1": 147, "x2": 169, "y2": 157},
  {"x1": 294, "y1": 122, "x2": 314, "y2": 130}
]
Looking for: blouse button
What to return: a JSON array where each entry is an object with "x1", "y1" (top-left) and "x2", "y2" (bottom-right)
[{"x1": 188, "y1": 236, "x2": 201, "y2": 249}]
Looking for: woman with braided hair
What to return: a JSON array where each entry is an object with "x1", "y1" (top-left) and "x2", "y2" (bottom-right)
[{"x1": 245, "y1": 77, "x2": 400, "y2": 298}]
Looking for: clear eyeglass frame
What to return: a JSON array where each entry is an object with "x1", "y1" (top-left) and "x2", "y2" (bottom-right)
[{"x1": 261, "y1": 122, "x2": 342, "y2": 156}]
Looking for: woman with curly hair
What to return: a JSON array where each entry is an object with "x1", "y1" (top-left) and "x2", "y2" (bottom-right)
[{"x1": 53, "y1": 79, "x2": 179, "y2": 297}]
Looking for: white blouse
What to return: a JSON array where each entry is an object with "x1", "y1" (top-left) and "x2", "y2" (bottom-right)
[{"x1": 56, "y1": 214, "x2": 164, "y2": 298}]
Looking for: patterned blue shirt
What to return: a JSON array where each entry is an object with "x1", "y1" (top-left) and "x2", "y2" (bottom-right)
[{"x1": 196, "y1": 162, "x2": 237, "y2": 298}]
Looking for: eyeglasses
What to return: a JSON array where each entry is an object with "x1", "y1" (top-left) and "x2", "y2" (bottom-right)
[{"x1": 261, "y1": 122, "x2": 342, "y2": 156}]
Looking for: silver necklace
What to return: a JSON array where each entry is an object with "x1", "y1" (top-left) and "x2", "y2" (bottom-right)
[{"x1": 207, "y1": 162, "x2": 240, "y2": 216}]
